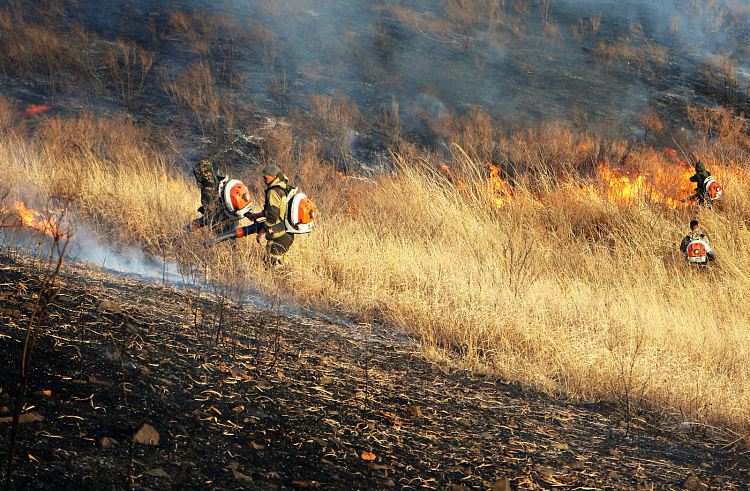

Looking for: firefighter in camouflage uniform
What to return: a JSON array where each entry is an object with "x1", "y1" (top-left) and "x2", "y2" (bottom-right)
[
  {"x1": 190, "y1": 160, "x2": 238, "y2": 234},
  {"x1": 246, "y1": 164, "x2": 295, "y2": 266}
]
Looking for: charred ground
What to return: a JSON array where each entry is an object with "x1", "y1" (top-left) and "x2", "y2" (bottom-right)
[{"x1": 1, "y1": 251, "x2": 749, "y2": 491}]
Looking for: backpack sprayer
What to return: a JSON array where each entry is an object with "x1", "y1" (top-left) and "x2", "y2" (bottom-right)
[{"x1": 202, "y1": 186, "x2": 317, "y2": 248}]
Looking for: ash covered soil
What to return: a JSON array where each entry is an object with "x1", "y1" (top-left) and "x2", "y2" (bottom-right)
[{"x1": 0, "y1": 252, "x2": 748, "y2": 491}]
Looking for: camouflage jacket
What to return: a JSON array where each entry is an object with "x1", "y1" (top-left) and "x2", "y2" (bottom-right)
[{"x1": 263, "y1": 176, "x2": 290, "y2": 240}]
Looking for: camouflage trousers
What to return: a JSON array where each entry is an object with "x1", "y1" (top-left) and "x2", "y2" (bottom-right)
[{"x1": 265, "y1": 233, "x2": 294, "y2": 267}]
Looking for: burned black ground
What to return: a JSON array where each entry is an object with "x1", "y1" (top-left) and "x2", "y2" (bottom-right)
[{"x1": 0, "y1": 251, "x2": 749, "y2": 491}]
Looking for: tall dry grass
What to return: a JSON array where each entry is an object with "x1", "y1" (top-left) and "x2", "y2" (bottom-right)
[{"x1": 3, "y1": 92, "x2": 750, "y2": 435}]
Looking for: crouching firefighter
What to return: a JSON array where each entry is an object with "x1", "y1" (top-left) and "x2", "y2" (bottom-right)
[
  {"x1": 209, "y1": 164, "x2": 316, "y2": 266},
  {"x1": 185, "y1": 160, "x2": 253, "y2": 234},
  {"x1": 679, "y1": 219, "x2": 716, "y2": 265}
]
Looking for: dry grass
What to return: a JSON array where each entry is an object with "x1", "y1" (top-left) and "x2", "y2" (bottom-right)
[{"x1": 4, "y1": 91, "x2": 750, "y2": 435}]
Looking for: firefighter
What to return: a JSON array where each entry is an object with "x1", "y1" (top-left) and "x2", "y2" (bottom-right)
[
  {"x1": 688, "y1": 159, "x2": 712, "y2": 205},
  {"x1": 189, "y1": 160, "x2": 238, "y2": 234},
  {"x1": 679, "y1": 219, "x2": 716, "y2": 263},
  {"x1": 246, "y1": 164, "x2": 295, "y2": 266}
]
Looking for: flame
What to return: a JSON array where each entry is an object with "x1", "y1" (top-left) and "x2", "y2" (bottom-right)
[
  {"x1": 592, "y1": 162, "x2": 694, "y2": 208},
  {"x1": 440, "y1": 164, "x2": 452, "y2": 177},
  {"x1": 160, "y1": 174, "x2": 181, "y2": 193},
  {"x1": 487, "y1": 163, "x2": 514, "y2": 208},
  {"x1": 12, "y1": 202, "x2": 67, "y2": 239},
  {"x1": 23, "y1": 104, "x2": 52, "y2": 116},
  {"x1": 337, "y1": 171, "x2": 348, "y2": 181},
  {"x1": 483, "y1": 151, "x2": 698, "y2": 210}
]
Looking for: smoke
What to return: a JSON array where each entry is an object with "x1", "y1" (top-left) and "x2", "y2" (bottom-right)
[{"x1": 216, "y1": 0, "x2": 748, "y2": 142}]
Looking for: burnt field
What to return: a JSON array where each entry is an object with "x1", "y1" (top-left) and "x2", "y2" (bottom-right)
[{"x1": 1, "y1": 251, "x2": 750, "y2": 490}]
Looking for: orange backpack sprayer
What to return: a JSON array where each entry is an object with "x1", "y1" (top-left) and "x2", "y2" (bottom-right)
[
  {"x1": 206, "y1": 186, "x2": 317, "y2": 247},
  {"x1": 686, "y1": 239, "x2": 709, "y2": 264},
  {"x1": 703, "y1": 177, "x2": 723, "y2": 201}
]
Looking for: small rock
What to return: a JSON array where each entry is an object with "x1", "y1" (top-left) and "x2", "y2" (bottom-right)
[
  {"x1": 0, "y1": 308, "x2": 21, "y2": 319},
  {"x1": 535, "y1": 466, "x2": 556, "y2": 479},
  {"x1": 100, "y1": 437, "x2": 117, "y2": 448},
  {"x1": 491, "y1": 477, "x2": 511, "y2": 491},
  {"x1": 385, "y1": 479, "x2": 395, "y2": 487},
  {"x1": 608, "y1": 470, "x2": 621, "y2": 479},
  {"x1": 88, "y1": 375, "x2": 113, "y2": 387},
  {"x1": 319, "y1": 378, "x2": 334, "y2": 385},
  {"x1": 552, "y1": 442, "x2": 569, "y2": 451},
  {"x1": 145, "y1": 468, "x2": 171, "y2": 479},
  {"x1": 97, "y1": 300, "x2": 122, "y2": 313},
  {"x1": 609, "y1": 448, "x2": 622, "y2": 458},
  {"x1": 232, "y1": 469, "x2": 252, "y2": 482},
  {"x1": 123, "y1": 324, "x2": 139, "y2": 335},
  {"x1": 0, "y1": 412, "x2": 44, "y2": 424},
  {"x1": 569, "y1": 460, "x2": 585, "y2": 471},
  {"x1": 683, "y1": 473, "x2": 703, "y2": 491},
  {"x1": 406, "y1": 406, "x2": 422, "y2": 417},
  {"x1": 134, "y1": 423, "x2": 159, "y2": 445}
]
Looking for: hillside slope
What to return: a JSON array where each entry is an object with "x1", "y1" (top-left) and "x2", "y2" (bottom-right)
[{"x1": 0, "y1": 251, "x2": 748, "y2": 491}]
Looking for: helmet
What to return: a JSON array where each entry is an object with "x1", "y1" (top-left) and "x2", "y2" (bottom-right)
[{"x1": 219, "y1": 178, "x2": 252, "y2": 218}]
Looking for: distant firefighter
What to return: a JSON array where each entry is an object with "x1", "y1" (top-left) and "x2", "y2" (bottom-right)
[
  {"x1": 679, "y1": 219, "x2": 716, "y2": 265},
  {"x1": 686, "y1": 159, "x2": 722, "y2": 205}
]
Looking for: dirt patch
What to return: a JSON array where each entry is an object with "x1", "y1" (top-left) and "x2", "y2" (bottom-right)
[{"x1": 0, "y1": 251, "x2": 748, "y2": 490}]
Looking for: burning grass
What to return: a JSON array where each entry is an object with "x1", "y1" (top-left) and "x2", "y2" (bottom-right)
[
  {"x1": 0, "y1": 102, "x2": 749, "y2": 442},
  {"x1": 4, "y1": 101, "x2": 750, "y2": 436}
]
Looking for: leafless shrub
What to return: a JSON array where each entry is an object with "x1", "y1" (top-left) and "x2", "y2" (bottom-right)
[
  {"x1": 699, "y1": 52, "x2": 739, "y2": 105},
  {"x1": 590, "y1": 13, "x2": 602, "y2": 35},
  {"x1": 308, "y1": 91, "x2": 364, "y2": 172},
  {"x1": 536, "y1": 0, "x2": 555, "y2": 22},
  {"x1": 105, "y1": 39, "x2": 153, "y2": 106},
  {"x1": 639, "y1": 107, "x2": 665, "y2": 143}
]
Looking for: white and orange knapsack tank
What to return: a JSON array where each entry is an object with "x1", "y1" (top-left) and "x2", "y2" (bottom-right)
[
  {"x1": 687, "y1": 239, "x2": 709, "y2": 264},
  {"x1": 284, "y1": 188, "x2": 316, "y2": 234},
  {"x1": 703, "y1": 177, "x2": 723, "y2": 201},
  {"x1": 218, "y1": 177, "x2": 253, "y2": 219}
]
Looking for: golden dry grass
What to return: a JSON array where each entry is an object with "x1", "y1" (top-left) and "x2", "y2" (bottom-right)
[{"x1": 3, "y1": 99, "x2": 750, "y2": 439}]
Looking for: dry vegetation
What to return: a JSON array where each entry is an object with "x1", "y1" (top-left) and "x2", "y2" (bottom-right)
[
  {"x1": 4, "y1": 0, "x2": 750, "y2": 440},
  {"x1": 4, "y1": 89, "x2": 750, "y2": 437}
]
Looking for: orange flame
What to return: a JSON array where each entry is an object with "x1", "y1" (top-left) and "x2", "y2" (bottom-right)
[
  {"x1": 160, "y1": 174, "x2": 181, "y2": 193},
  {"x1": 440, "y1": 164, "x2": 452, "y2": 177},
  {"x1": 484, "y1": 153, "x2": 697, "y2": 210},
  {"x1": 23, "y1": 104, "x2": 52, "y2": 116},
  {"x1": 337, "y1": 171, "x2": 348, "y2": 181},
  {"x1": 12, "y1": 202, "x2": 67, "y2": 239},
  {"x1": 592, "y1": 162, "x2": 694, "y2": 208},
  {"x1": 487, "y1": 163, "x2": 514, "y2": 208}
]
